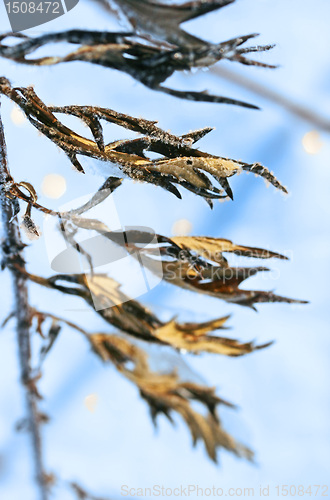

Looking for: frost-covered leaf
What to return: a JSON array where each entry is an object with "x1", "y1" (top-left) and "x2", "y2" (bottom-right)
[
  {"x1": 87, "y1": 332, "x2": 252, "y2": 462},
  {"x1": 0, "y1": 0, "x2": 276, "y2": 109},
  {"x1": 23, "y1": 269, "x2": 275, "y2": 354},
  {"x1": 135, "y1": 234, "x2": 306, "y2": 308},
  {"x1": 0, "y1": 79, "x2": 287, "y2": 204},
  {"x1": 171, "y1": 236, "x2": 289, "y2": 264},
  {"x1": 153, "y1": 317, "x2": 273, "y2": 356}
]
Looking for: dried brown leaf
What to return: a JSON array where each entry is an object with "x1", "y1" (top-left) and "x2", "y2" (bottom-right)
[
  {"x1": 0, "y1": 2, "x2": 276, "y2": 108},
  {"x1": 154, "y1": 318, "x2": 272, "y2": 356},
  {"x1": 88, "y1": 332, "x2": 251, "y2": 462},
  {"x1": 0, "y1": 79, "x2": 287, "y2": 205}
]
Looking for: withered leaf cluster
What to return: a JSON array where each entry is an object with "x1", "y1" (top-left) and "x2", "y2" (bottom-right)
[
  {"x1": 55, "y1": 209, "x2": 306, "y2": 309},
  {"x1": 31, "y1": 308, "x2": 253, "y2": 463},
  {"x1": 129, "y1": 233, "x2": 307, "y2": 308},
  {"x1": 4, "y1": 157, "x2": 306, "y2": 462},
  {"x1": 90, "y1": 332, "x2": 253, "y2": 462},
  {"x1": 8, "y1": 174, "x2": 306, "y2": 325},
  {"x1": 0, "y1": 0, "x2": 309, "y2": 485},
  {"x1": 26, "y1": 271, "x2": 271, "y2": 356},
  {"x1": 0, "y1": 0, "x2": 275, "y2": 107},
  {"x1": 19, "y1": 219, "x2": 306, "y2": 353},
  {"x1": 0, "y1": 78, "x2": 287, "y2": 205}
]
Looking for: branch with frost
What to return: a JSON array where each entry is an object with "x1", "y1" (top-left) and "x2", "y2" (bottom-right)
[
  {"x1": 0, "y1": 0, "x2": 276, "y2": 108},
  {"x1": 5, "y1": 172, "x2": 305, "y2": 311},
  {"x1": 0, "y1": 78, "x2": 287, "y2": 205},
  {"x1": 0, "y1": 100, "x2": 49, "y2": 500}
]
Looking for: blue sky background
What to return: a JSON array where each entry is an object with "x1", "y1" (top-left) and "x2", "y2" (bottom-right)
[{"x1": 0, "y1": 0, "x2": 330, "y2": 498}]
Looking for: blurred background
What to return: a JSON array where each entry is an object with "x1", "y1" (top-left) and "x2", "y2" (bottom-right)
[{"x1": 0, "y1": 0, "x2": 330, "y2": 498}]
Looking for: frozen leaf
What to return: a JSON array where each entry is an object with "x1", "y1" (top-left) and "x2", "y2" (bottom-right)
[
  {"x1": 127, "y1": 233, "x2": 306, "y2": 308},
  {"x1": 154, "y1": 318, "x2": 273, "y2": 356},
  {"x1": 86, "y1": 332, "x2": 252, "y2": 462},
  {"x1": 20, "y1": 214, "x2": 41, "y2": 240},
  {"x1": 171, "y1": 235, "x2": 289, "y2": 264},
  {"x1": 22, "y1": 249, "x2": 300, "y2": 352},
  {"x1": 0, "y1": 3, "x2": 276, "y2": 109},
  {"x1": 0, "y1": 79, "x2": 287, "y2": 204}
]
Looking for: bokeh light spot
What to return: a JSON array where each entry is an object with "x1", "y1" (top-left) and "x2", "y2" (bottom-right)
[
  {"x1": 84, "y1": 393, "x2": 99, "y2": 413},
  {"x1": 302, "y1": 130, "x2": 323, "y2": 155},
  {"x1": 172, "y1": 219, "x2": 193, "y2": 236},
  {"x1": 10, "y1": 106, "x2": 26, "y2": 126},
  {"x1": 41, "y1": 174, "x2": 67, "y2": 199}
]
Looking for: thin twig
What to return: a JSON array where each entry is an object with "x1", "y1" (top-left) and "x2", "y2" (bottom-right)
[
  {"x1": 0, "y1": 99, "x2": 49, "y2": 500},
  {"x1": 212, "y1": 65, "x2": 330, "y2": 133}
]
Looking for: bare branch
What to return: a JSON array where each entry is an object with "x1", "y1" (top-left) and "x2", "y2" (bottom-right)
[{"x1": 0, "y1": 99, "x2": 49, "y2": 500}]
